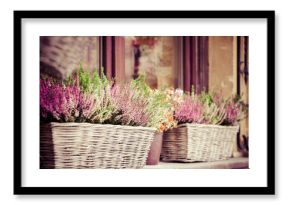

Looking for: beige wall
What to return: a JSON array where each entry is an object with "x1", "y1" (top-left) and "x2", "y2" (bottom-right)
[
  {"x1": 157, "y1": 36, "x2": 177, "y2": 89},
  {"x1": 208, "y1": 36, "x2": 237, "y2": 96}
]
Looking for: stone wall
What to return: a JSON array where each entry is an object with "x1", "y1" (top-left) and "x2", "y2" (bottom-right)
[{"x1": 40, "y1": 36, "x2": 99, "y2": 79}]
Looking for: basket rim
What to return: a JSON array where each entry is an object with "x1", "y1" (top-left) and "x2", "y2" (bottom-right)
[
  {"x1": 41, "y1": 122, "x2": 157, "y2": 132},
  {"x1": 176, "y1": 123, "x2": 239, "y2": 129}
]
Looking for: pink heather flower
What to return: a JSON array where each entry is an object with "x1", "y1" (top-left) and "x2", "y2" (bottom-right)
[
  {"x1": 78, "y1": 92, "x2": 97, "y2": 121},
  {"x1": 40, "y1": 78, "x2": 96, "y2": 122},
  {"x1": 111, "y1": 84, "x2": 149, "y2": 126},
  {"x1": 224, "y1": 102, "x2": 241, "y2": 125},
  {"x1": 174, "y1": 96, "x2": 204, "y2": 124}
]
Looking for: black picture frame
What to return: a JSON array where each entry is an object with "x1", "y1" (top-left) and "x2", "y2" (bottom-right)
[{"x1": 14, "y1": 10, "x2": 275, "y2": 195}]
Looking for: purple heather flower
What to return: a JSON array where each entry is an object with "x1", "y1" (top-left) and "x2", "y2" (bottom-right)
[
  {"x1": 40, "y1": 78, "x2": 96, "y2": 122},
  {"x1": 224, "y1": 102, "x2": 241, "y2": 125},
  {"x1": 174, "y1": 96, "x2": 204, "y2": 124},
  {"x1": 111, "y1": 84, "x2": 149, "y2": 126},
  {"x1": 79, "y1": 92, "x2": 96, "y2": 120}
]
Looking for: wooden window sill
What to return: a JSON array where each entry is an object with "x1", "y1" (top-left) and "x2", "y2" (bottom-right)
[{"x1": 144, "y1": 157, "x2": 249, "y2": 169}]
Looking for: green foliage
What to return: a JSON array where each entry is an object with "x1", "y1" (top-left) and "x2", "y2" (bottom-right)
[
  {"x1": 65, "y1": 64, "x2": 117, "y2": 124},
  {"x1": 90, "y1": 85, "x2": 118, "y2": 124},
  {"x1": 199, "y1": 90, "x2": 214, "y2": 106},
  {"x1": 203, "y1": 102, "x2": 227, "y2": 125},
  {"x1": 131, "y1": 75, "x2": 175, "y2": 131},
  {"x1": 131, "y1": 75, "x2": 151, "y2": 97},
  {"x1": 78, "y1": 64, "x2": 92, "y2": 92}
]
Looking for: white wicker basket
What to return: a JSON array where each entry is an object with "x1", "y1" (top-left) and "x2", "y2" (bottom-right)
[
  {"x1": 40, "y1": 122, "x2": 156, "y2": 169},
  {"x1": 161, "y1": 123, "x2": 239, "y2": 162}
]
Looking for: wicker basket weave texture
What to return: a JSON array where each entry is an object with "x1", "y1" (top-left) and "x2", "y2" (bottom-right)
[
  {"x1": 40, "y1": 123, "x2": 156, "y2": 169},
  {"x1": 161, "y1": 123, "x2": 239, "y2": 162}
]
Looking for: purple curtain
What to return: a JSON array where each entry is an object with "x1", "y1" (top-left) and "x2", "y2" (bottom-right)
[
  {"x1": 101, "y1": 36, "x2": 125, "y2": 82},
  {"x1": 182, "y1": 36, "x2": 209, "y2": 94}
]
